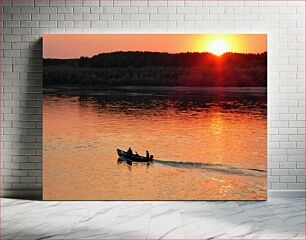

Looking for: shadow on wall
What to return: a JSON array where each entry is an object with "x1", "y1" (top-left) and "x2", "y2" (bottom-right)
[{"x1": 2, "y1": 39, "x2": 43, "y2": 200}]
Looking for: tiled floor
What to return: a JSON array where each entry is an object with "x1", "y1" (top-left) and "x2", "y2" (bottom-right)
[{"x1": 1, "y1": 198, "x2": 305, "y2": 239}]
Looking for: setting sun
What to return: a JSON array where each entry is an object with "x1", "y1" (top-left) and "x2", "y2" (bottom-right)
[{"x1": 208, "y1": 39, "x2": 230, "y2": 56}]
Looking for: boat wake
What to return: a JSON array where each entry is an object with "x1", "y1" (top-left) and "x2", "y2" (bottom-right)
[{"x1": 153, "y1": 159, "x2": 266, "y2": 177}]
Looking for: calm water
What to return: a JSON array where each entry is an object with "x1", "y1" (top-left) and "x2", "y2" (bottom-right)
[{"x1": 43, "y1": 87, "x2": 267, "y2": 200}]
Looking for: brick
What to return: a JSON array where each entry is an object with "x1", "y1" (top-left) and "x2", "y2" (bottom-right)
[
  {"x1": 49, "y1": 0, "x2": 65, "y2": 6},
  {"x1": 57, "y1": 21, "x2": 73, "y2": 28},
  {"x1": 234, "y1": 7, "x2": 251, "y2": 13},
  {"x1": 148, "y1": 1, "x2": 167, "y2": 7},
  {"x1": 107, "y1": 21, "x2": 121, "y2": 28},
  {"x1": 210, "y1": 21, "x2": 234, "y2": 28},
  {"x1": 21, "y1": 6, "x2": 39, "y2": 13},
  {"x1": 121, "y1": 20, "x2": 139, "y2": 28},
  {"x1": 83, "y1": 14, "x2": 99, "y2": 20},
  {"x1": 209, "y1": 7, "x2": 225, "y2": 13},
  {"x1": 177, "y1": 7, "x2": 196, "y2": 14},
  {"x1": 297, "y1": 176, "x2": 305, "y2": 183},
  {"x1": 2, "y1": 169, "x2": 12, "y2": 177},
  {"x1": 3, "y1": 21, "x2": 19, "y2": 28},
  {"x1": 289, "y1": 155, "x2": 305, "y2": 161},
  {"x1": 286, "y1": 132, "x2": 303, "y2": 144},
  {"x1": 65, "y1": 14, "x2": 83, "y2": 20},
  {"x1": 168, "y1": 1, "x2": 189, "y2": 7},
  {"x1": 12, "y1": 14, "x2": 31, "y2": 20},
  {"x1": 99, "y1": 14, "x2": 113, "y2": 20},
  {"x1": 158, "y1": 20, "x2": 176, "y2": 28},
  {"x1": 185, "y1": 0, "x2": 202, "y2": 6},
  {"x1": 3, "y1": 6, "x2": 21, "y2": 13},
  {"x1": 280, "y1": 176, "x2": 296, "y2": 183},
  {"x1": 34, "y1": 0, "x2": 49, "y2": 6},
  {"x1": 270, "y1": 121, "x2": 288, "y2": 128},
  {"x1": 20, "y1": 176, "x2": 36, "y2": 183},
  {"x1": 297, "y1": 162, "x2": 305, "y2": 168},
  {"x1": 21, "y1": 21, "x2": 39, "y2": 28},
  {"x1": 83, "y1": 0, "x2": 99, "y2": 6},
  {"x1": 268, "y1": 162, "x2": 279, "y2": 169},
  {"x1": 251, "y1": 6, "x2": 279, "y2": 13},
  {"x1": 158, "y1": 7, "x2": 176, "y2": 14},
  {"x1": 74, "y1": 7, "x2": 90, "y2": 14},
  {"x1": 218, "y1": 0, "x2": 244, "y2": 6},
  {"x1": 4, "y1": 49, "x2": 21, "y2": 57},
  {"x1": 28, "y1": 170, "x2": 42, "y2": 177},
  {"x1": 103, "y1": 7, "x2": 121, "y2": 13},
  {"x1": 12, "y1": 43, "x2": 30, "y2": 50},
  {"x1": 12, "y1": 0, "x2": 34, "y2": 7},
  {"x1": 90, "y1": 21, "x2": 107, "y2": 28},
  {"x1": 268, "y1": 176, "x2": 279, "y2": 183},
  {"x1": 289, "y1": 169, "x2": 305, "y2": 176},
  {"x1": 138, "y1": 7, "x2": 157, "y2": 13},
  {"x1": 279, "y1": 128, "x2": 297, "y2": 134},
  {"x1": 12, "y1": 170, "x2": 28, "y2": 177},
  {"x1": 39, "y1": 21, "x2": 57, "y2": 28},
  {"x1": 150, "y1": 14, "x2": 167, "y2": 21},
  {"x1": 139, "y1": 21, "x2": 158, "y2": 28},
  {"x1": 289, "y1": 121, "x2": 305, "y2": 128},
  {"x1": 271, "y1": 183, "x2": 287, "y2": 189},
  {"x1": 3, "y1": 176, "x2": 20, "y2": 183},
  {"x1": 74, "y1": 21, "x2": 90, "y2": 28},
  {"x1": 279, "y1": 7, "x2": 297, "y2": 14},
  {"x1": 113, "y1": 0, "x2": 129, "y2": 6},
  {"x1": 168, "y1": 14, "x2": 184, "y2": 21},
  {"x1": 288, "y1": 183, "x2": 305, "y2": 189},
  {"x1": 234, "y1": 21, "x2": 251, "y2": 28},
  {"x1": 121, "y1": 7, "x2": 138, "y2": 14},
  {"x1": 57, "y1": 7, "x2": 73, "y2": 14},
  {"x1": 174, "y1": 20, "x2": 194, "y2": 28},
  {"x1": 31, "y1": 14, "x2": 49, "y2": 20},
  {"x1": 297, "y1": 114, "x2": 305, "y2": 121},
  {"x1": 48, "y1": 14, "x2": 64, "y2": 20},
  {"x1": 90, "y1": 7, "x2": 104, "y2": 13},
  {"x1": 219, "y1": 14, "x2": 244, "y2": 20},
  {"x1": 195, "y1": 7, "x2": 209, "y2": 14},
  {"x1": 114, "y1": 14, "x2": 130, "y2": 21},
  {"x1": 185, "y1": 14, "x2": 202, "y2": 21},
  {"x1": 287, "y1": 148, "x2": 305, "y2": 155},
  {"x1": 130, "y1": 14, "x2": 149, "y2": 21},
  {"x1": 279, "y1": 142, "x2": 296, "y2": 149},
  {"x1": 39, "y1": 6, "x2": 57, "y2": 13},
  {"x1": 280, "y1": 162, "x2": 296, "y2": 169}
]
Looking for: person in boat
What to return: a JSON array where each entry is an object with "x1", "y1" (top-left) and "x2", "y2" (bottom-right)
[
  {"x1": 146, "y1": 150, "x2": 149, "y2": 159},
  {"x1": 127, "y1": 147, "x2": 132, "y2": 155},
  {"x1": 150, "y1": 155, "x2": 154, "y2": 161}
]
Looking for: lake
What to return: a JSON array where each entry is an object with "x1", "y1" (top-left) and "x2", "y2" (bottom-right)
[{"x1": 43, "y1": 87, "x2": 267, "y2": 200}]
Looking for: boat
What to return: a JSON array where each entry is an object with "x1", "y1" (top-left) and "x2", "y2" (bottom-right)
[{"x1": 117, "y1": 149, "x2": 153, "y2": 163}]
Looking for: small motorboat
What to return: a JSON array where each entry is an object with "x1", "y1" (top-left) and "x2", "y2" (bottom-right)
[{"x1": 117, "y1": 149, "x2": 153, "y2": 163}]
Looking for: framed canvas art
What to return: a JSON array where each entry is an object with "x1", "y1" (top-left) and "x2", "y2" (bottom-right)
[{"x1": 43, "y1": 34, "x2": 267, "y2": 200}]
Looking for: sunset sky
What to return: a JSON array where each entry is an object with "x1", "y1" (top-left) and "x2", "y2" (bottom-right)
[{"x1": 43, "y1": 34, "x2": 267, "y2": 59}]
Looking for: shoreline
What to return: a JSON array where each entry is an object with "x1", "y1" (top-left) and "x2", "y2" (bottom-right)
[{"x1": 43, "y1": 85, "x2": 267, "y2": 93}]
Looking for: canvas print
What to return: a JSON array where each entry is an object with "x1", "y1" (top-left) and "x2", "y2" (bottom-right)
[{"x1": 43, "y1": 34, "x2": 267, "y2": 200}]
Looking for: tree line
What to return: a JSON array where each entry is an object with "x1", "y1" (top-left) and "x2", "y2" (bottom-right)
[{"x1": 43, "y1": 51, "x2": 267, "y2": 87}]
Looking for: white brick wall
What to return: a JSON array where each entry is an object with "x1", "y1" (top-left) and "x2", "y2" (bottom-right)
[{"x1": 1, "y1": 0, "x2": 305, "y2": 198}]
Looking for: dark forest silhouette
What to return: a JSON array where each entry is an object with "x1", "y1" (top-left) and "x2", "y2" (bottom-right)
[{"x1": 43, "y1": 51, "x2": 267, "y2": 87}]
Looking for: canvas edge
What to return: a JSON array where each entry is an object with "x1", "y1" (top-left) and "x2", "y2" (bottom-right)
[{"x1": 1, "y1": 189, "x2": 304, "y2": 200}]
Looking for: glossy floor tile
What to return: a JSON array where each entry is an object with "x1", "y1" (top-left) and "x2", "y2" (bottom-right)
[{"x1": 1, "y1": 198, "x2": 304, "y2": 239}]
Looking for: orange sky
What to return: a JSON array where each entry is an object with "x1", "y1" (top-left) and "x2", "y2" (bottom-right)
[{"x1": 43, "y1": 34, "x2": 267, "y2": 59}]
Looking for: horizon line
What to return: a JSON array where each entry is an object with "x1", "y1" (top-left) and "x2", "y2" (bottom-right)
[{"x1": 43, "y1": 50, "x2": 268, "y2": 60}]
